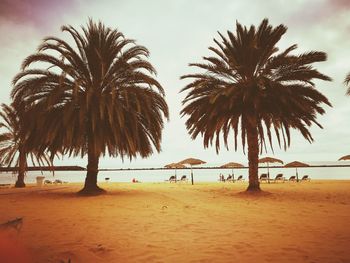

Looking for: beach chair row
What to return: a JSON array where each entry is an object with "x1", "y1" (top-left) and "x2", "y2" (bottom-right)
[
  {"x1": 259, "y1": 174, "x2": 311, "y2": 182},
  {"x1": 165, "y1": 174, "x2": 311, "y2": 183},
  {"x1": 44, "y1": 179, "x2": 68, "y2": 184},
  {"x1": 165, "y1": 175, "x2": 189, "y2": 182}
]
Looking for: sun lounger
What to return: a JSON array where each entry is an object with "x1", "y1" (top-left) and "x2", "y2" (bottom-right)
[
  {"x1": 179, "y1": 175, "x2": 188, "y2": 182},
  {"x1": 226, "y1": 175, "x2": 233, "y2": 182},
  {"x1": 273, "y1": 173, "x2": 285, "y2": 183},
  {"x1": 166, "y1": 175, "x2": 176, "y2": 183},
  {"x1": 236, "y1": 175, "x2": 245, "y2": 181},
  {"x1": 44, "y1": 180, "x2": 52, "y2": 184},
  {"x1": 301, "y1": 175, "x2": 311, "y2": 181},
  {"x1": 53, "y1": 179, "x2": 63, "y2": 184},
  {"x1": 288, "y1": 176, "x2": 296, "y2": 182},
  {"x1": 259, "y1": 173, "x2": 268, "y2": 182}
]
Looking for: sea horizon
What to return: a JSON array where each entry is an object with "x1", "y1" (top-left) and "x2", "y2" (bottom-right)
[{"x1": 2, "y1": 162, "x2": 350, "y2": 185}]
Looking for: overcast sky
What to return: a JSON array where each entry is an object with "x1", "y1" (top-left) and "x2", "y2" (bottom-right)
[{"x1": 1, "y1": 0, "x2": 350, "y2": 168}]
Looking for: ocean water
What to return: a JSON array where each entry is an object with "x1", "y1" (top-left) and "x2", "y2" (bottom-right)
[{"x1": 1, "y1": 165, "x2": 350, "y2": 184}]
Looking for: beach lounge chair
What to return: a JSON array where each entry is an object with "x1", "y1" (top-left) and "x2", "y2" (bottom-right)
[
  {"x1": 166, "y1": 175, "x2": 176, "y2": 183},
  {"x1": 53, "y1": 179, "x2": 63, "y2": 184},
  {"x1": 44, "y1": 180, "x2": 52, "y2": 184},
  {"x1": 273, "y1": 173, "x2": 285, "y2": 183},
  {"x1": 226, "y1": 175, "x2": 233, "y2": 182},
  {"x1": 179, "y1": 175, "x2": 188, "y2": 182},
  {"x1": 0, "y1": 184, "x2": 11, "y2": 188},
  {"x1": 288, "y1": 176, "x2": 296, "y2": 182},
  {"x1": 259, "y1": 173, "x2": 268, "y2": 182},
  {"x1": 236, "y1": 175, "x2": 245, "y2": 182},
  {"x1": 301, "y1": 175, "x2": 311, "y2": 181}
]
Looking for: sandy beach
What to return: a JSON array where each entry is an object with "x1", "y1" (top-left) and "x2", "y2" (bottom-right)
[{"x1": 1, "y1": 180, "x2": 350, "y2": 263}]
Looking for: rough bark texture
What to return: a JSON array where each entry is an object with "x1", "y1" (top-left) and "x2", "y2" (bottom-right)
[
  {"x1": 78, "y1": 141, "x2": 105, "y2": 195},
  {"x1": 246, "y1": 124, "x2": 261, "y2": 192},
  {"x1": 15, "y1": 150, "x2": 26, "y2": 188}
]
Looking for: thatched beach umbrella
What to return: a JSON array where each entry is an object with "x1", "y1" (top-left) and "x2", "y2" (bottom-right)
[
  {"x1": 178, "y1": 158, "x2": 206, "y2": 185},
  {"x1": 284, "y1": 161, "x2": 309, "y2": 182},
  {"x1": 164, "y1": 162, "x2": 186, "y2": 181},
  {"x1": 258, "y1": 157, "x2": 283, "y2": 183},
  {"x1": 220, "y1": 162, "x2": 244, "y2": 181},
  {"x1": 338, "y1": 155, "x2": 350, "y2": 161}
]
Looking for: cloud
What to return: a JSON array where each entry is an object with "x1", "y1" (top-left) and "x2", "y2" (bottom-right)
[
  {"x1": 0, "y1": 0, "x2": 78, "y2": 31},
  {"x1": 329, "y1": 0, "x2": 350, "y2": 9},
  {"x1": 286, "y1": 0, "x2": 350, "y2": 27}
]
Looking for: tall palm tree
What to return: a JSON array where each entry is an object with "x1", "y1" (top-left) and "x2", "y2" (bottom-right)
[
  {"x1": 0, "y1": 103, "x2": 52, "y2": 187},
  {"x1": 12, "y1": 20, "x2": 169, "y2": 195},
  {"x1": 180, "y1": 19, "x2": 331, "y2": 191}
]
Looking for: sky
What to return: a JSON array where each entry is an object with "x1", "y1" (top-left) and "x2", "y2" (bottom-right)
[{"x1": 1, "y1": 0, "x2": 350, "y2": 168}]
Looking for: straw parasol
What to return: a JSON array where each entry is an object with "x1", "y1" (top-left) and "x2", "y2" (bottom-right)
[
  {"x1": 178, "y1": 158, "x2": 206, "y2": 185},
  {"x1": 258, "y1": 157, "x2": 283, "y2": 183},
  {"x1": 284, "y1": 161, "x2": 309, "y2": 182},
  {"x1": 220, "y1": 162, "x2": 244, "y2": 181},
  {"x1": 338, "y1": 155, "x2": 350, "y2": 161},
  {"x1": 164, "y1": 162, "x2": 186, "y2": 181}
]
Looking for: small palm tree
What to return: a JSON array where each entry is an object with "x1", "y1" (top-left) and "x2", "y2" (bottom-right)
[
  {"x1": 12, "y1": 20, "x2": 169, "y2": 195},
  {"x1": 180, "y1": 19, "x2": 331, "y2": 191},
  {"x1": 0, "y1": 103, "x2": 52, "y2": 187},
  {"x1": 345, "y1": 74, "x2": 350, "y2": 95}
]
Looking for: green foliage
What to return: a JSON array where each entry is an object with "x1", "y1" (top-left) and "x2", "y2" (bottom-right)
[
  {"x1": 12, "y1": 19, "x2": 169, "y2": 160},
  {"x1": 0, "y1": 103, "x2": 51, "y2": 168},
  {"x1": 181, "y1": 19, "x2": 331, "y2": 154}
]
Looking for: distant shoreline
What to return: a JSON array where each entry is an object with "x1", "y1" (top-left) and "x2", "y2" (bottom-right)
[
  {"x1": 1, "y1": 164, "x2": 350, "y2": 173},
  {"x1": 99, "y1": 164, "x2": 350, "y2": 171},
  {"x1": 0, "y1": 166, "x2": 85, "y2": 172}
]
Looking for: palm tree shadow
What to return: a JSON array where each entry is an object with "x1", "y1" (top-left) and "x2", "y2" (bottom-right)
[
  {"x1": 236, "y1": 190, "x2": 273, "y2": 198},
  {"x1": 34, "y1": 188, "x2": 149, "y2": 199}
]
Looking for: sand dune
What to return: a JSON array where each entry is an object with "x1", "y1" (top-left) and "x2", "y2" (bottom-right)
[{"x1": 1, "y1": 180, "x2": 350, "y2": 262}]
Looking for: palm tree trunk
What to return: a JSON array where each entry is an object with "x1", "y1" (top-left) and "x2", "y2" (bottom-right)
[
  {"x1": 15, "y1": 150, "x2": 26, "y2": 188},
  {"x1": 246, "y1": 125, "x2": 261, "y2": 192},
  {"x1": 78, "y1": 140, "x2": 105, "y2": 195}
]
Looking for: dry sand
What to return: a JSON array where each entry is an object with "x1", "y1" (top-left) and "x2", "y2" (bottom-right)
[{"x1": 0, "y1": 180, "x2": 350, "y2": 263}]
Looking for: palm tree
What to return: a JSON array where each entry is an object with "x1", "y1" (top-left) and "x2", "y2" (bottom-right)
[
  {"x1": 344, "y1": 74, "x2": 350, "y2": 95},
  {"x1": 180, "y1": 19, "x2": 331, "y2": 191},
  {"x1": 0, "y1": 103, "x2": 52, "y2": 187},
  {"x1": 12, "y1": 20, "x2": 169, "y2": 195}
]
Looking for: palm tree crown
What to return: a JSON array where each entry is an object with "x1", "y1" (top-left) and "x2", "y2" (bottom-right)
[
  {"x1": 180, "y1": 19, "x2": 331, "y2": 191},
  {"x1": 0, "y1": 103, "x2": 51, "y2": 187},
  {"x1": 12, "y1": 20, "x2": 169, "y2": 194},
  {"x1": 344, "y1": 73, "x2": 350, "y2": 95},
  {"x1": 0, "y1": 104, "x2": 21, "y2": 167}
]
